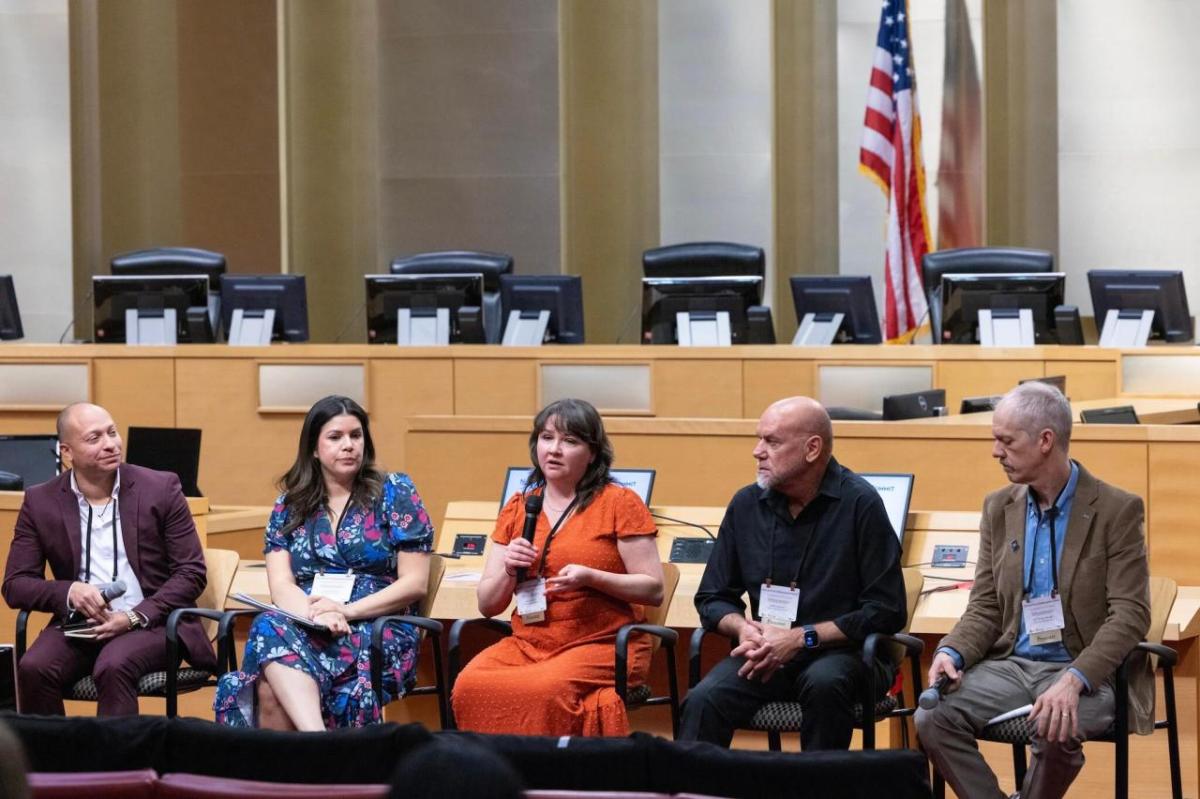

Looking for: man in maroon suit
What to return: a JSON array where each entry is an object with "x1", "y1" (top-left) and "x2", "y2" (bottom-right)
[{"x1": 2, "y1": 402, "x2": 215, "y2": 715}]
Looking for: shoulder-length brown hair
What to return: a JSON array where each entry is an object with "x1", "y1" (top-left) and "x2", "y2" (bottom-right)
[
  {"x1": 277, "y1": 395, "x2": 386, "y2": 537},
  {"x1": 523, "y1": 398, "x2": 613, "y2": 511}
]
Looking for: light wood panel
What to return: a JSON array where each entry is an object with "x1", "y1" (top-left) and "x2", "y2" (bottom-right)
[
  {"x1": 455, "y1": 358, "x2": 536, "y2": 416},
  {"x1": 742, "y1": 360, "x2": 816, "y2": 418},
  {"x1": 653, "y1": 360, "x2": 742, "y2": 418},
  {"x1": 938, "y1": 359, "x2": 1043, "y2": 413},
  {"x1": 92, "y1": 358, "x2": 175, "y2": 431}
]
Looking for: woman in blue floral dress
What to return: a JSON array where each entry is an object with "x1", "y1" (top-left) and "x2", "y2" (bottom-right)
[{"x1": 214, "y1": 395, "x2": 433, "y2": 730}]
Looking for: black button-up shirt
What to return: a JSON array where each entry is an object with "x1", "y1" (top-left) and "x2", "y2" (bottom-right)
[{"x1": 695, "y1": 457, "x2": 907, "y2": 643}]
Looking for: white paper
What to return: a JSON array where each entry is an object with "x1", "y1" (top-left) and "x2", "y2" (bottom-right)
[{"x1": 986, "y1": 704, "x2": 1034, "y2": 726}]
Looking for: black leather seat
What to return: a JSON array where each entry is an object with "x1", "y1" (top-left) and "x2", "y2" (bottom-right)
[
  {"x1": 641, "y1": 242, "x2": 775, "y2": 344},
  {"x1": 110, "y1": 247, "x2": 227, "y2": 280},
  {"x1": 390, "y1": 251, "x2": 514, "y2": 343}
]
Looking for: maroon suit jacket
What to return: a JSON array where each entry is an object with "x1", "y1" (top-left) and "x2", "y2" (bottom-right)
[{"x1": 2, "y1": 463, "x2": 215, "y2": 669}]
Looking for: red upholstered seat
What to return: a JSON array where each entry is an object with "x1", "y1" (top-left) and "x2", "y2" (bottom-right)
[
  {"x1": 156, "y1": 773, "x2": 388, "y2": 799},
  {"x1": 28, "y1": 769, "x2": 158, "y2": 799}
]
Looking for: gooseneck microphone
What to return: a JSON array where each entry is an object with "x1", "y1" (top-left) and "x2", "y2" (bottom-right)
[
  {"x1": 514, "y1": 494, "x2": 543, "y2": 583},
  {"x1": 918, "y1": 675, "x2": 951, "y2": 710}
]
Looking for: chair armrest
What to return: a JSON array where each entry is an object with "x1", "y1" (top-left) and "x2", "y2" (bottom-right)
[
  {"x1": 1135, "y1": 641, "x2": 1177, "y2": 668},
  {"x1": 368, "y1": 615, "x2": 445, "y2": 703},
  {"x1": 216, "y1": 609, "x2": 261, "y2": 672},
  {"x1": 447, "y1": 617, "x2": 512, "y2": 693},
  {"x1": 15, "y1": 608, "x2": 31, "y2": 662},
  {"x1": 166, "y1": 607, "x2": 227, "y2": 669},
  {"x1": 689, "y1": 626, "x2": 730, "y2": 689},
  {"x1": 615, "y1": 624, "x2": 678, "y2": 700}
]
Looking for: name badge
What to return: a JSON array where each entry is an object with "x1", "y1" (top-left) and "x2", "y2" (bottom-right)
[
  {"x1": 515, "y1": 577, "x2": 548, "y2": 624},
  {"x1": 1022, "y1": 594, "x2": 1065, "y2": 645},
  {"x1": 310, "y1": 571, "x2": 355, "y2": 604},
  {"x1": 759, "y1": 583, "x2": 800, "y2": 629}
]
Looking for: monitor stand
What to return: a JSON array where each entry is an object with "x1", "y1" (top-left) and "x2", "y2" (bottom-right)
[
  {"x1": 124, "y1": 308, "x2": 177, "y2": 345},
  {"x1": 502, "y1": 310, "x2": 550, "y2": 346},
  {"x1": 396, "y1": 307, "x2": 450, "y2": 346},
  {"x1": 792, "y1": 312, "x2": 845, "y2": 346},
  {"x1": 227, "y1": 308, "x2": 274, "y2": 346},
  {"x1": 978, "y1": 308, "x2": 1034, "y2": 347},
  {"x1": 1098, "y1": 309, "x2": 1154, "y2": 348},
  {"x1": 676, "y1": 311, "x2": 731, "y2": 346}
]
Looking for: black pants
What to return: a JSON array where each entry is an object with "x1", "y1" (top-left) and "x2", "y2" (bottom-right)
[{"x1": 678, "y1": 648, "x2": 893, "y2": 750}]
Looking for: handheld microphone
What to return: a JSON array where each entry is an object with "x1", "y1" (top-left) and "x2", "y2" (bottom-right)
[
  {"x1": 918, "y1": 674, "x2": 951, "y2": 710},
  {"x1": 514, "y1": 494, "x2": 543, "y2": 583},
  {"x1": 98, "y1": 580, "x2": 127, "y2": 603}
]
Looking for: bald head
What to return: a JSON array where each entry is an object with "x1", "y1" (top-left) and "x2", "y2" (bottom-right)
[
  {"x1": 56, "y1": 402, "x2": 106, "y2": 441},
  {"x1": 764, "y1": 396, "x2": 834, "y2": 455},
  {"x1": 754, "y1": 396, "x2": 833, "y2": 496}
]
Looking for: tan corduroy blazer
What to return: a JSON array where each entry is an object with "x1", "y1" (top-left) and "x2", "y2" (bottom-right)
[{"x1": 938, "y1": 462, "x2": 1154, "y2": 734}]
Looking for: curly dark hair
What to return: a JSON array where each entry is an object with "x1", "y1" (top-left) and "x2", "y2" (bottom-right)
[{"x1": 523, "y1": 398, "x2": 614, "y2": 511}]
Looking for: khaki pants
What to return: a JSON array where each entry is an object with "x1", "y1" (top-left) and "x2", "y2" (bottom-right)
[{"x1": 914, "y1": 658, "x2": 1115, "y2": 799}]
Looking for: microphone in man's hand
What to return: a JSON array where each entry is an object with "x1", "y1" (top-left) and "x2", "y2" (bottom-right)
[
  {"x1": 98, "y1": 580, "x2": 128, "y2": 603},
  {"x1": 514, "y1": 494, "x2": 543, "y2": 584},
  {"x1": 918, "y1": 674, "x2": 951, "y2": 710}
]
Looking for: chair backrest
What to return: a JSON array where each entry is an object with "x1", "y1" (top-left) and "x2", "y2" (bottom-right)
[
  {"x1": 196, "y1": 548, "x2": 240, "y2": 641},
  {"x1": 642, "y1": 563, "x2": 680, "y2": 655},
  {"x1": 110, "y1": 247, "x2": 227, "y2": 281},
  {"x1": 389, "y1": 250, "x2": 513, "y2": 293},
  {"x1": 1146, "y1": 575, "x2": 1177, "y2": 645},
  {"x1": 417, "y1": 554, "x2": 447, "y2": 620},
  {"x1": 642, "y1": 241, "x2": 765, "y2": 279},
  {"x1": 920, "y1": 246, "x2": 1054, "y2": 311}
]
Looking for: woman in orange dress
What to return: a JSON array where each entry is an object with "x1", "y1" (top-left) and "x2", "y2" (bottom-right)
[{"x1": 451, "y1": 398, "x2": 665, "y2": 736}]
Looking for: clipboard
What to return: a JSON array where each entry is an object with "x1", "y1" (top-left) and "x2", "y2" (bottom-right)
[{"x1": 230, "y1": 593, "x2": 332, "y2": 634}]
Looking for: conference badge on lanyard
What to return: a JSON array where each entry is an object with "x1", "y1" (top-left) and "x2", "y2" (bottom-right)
[
  {"x1": 515, "y1": 577, "x2": 548, "y2": 624},
  {"x1": 759, "y1": 582, "x2": 800, "y2": 629},
  {"x1": 311, "y1": 571, "x2": 356, "y2": 604},
  {"x1": 1022, "y1": 595, "x2": 1065, "y2": 646}
]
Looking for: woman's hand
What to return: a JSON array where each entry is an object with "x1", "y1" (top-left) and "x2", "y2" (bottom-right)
[
  {"x1": 308, "y1": 595, "x2": 349, "y2": 621},
  {"x1": 503, "y1": 537, "x2": 538, "y2": 578},
  {"x1": 312, "y1": 610, "x2": 350, "y2": 636},
  {"x1": 545, "y1": 563, "x2": 595, "y2": 594}
]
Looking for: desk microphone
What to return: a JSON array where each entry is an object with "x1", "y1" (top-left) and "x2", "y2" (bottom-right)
[
  {"x1": 514, "y1": 494, "x2": 543, "y2": 583},
  {"x1": 918, "y1": 675, "x2": 951, "y2": 710}
]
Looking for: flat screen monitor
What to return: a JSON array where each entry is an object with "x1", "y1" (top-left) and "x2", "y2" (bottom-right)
[
  {"x1": 940, "y1": 272, "x2": 1067, "y2": 345},
  {"x1": 92, "y1": 275, "x2": 212, "y2": 343},
  {"x1": 498, "y1": 275, "x2": 586, "y2": 344},
  {"x1": 1019, "y1": 375, "x2": 1067, "y2": 396},
  {"x1": 0, "y1": 275, "x2": 23, "y2": 340},
  {"x1": 500, "y1": 466, "x2": 655, "y2": 510},
  {"x1": 1087, "y1": 270, "x2": 1194, "y2": 343},
  {"x1": 789, "y1": 276, "x2": 882, "y2": 344},
  {"x1": 365, "y1": 273, "x2": 485, "y2": 344},
  {"x1": 882, "y1": 389, "x2": 946, "y2": 420},
  {"x1": 960, "y1": 395, "x2": 1000, "y2": 414},
  {"x1": 219, "y1": 275, "x2": 310, "y2": 343},
  {"x1": 1080, "y1": 405, "x2": 1140, "y2": 424},
  {"x1": 0, "y1": 435, "x2": 59, "y2": 488},
  {"x1": 641, "y1": 275, "x2": 763, "y2": 345},
  {"x1": 858, "y1": 473, "x2": 914, "y2": 546},
  {"x1": 125, "y1": 426, "x2": 202, "y2": 497}
]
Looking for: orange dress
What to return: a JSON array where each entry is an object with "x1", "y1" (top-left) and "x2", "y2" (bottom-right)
[{"x1": 451, "y1": 483, "x2": 658, "y2": 736}]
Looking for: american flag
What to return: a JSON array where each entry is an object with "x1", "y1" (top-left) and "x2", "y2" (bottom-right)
[{"x1": 860, "y1": 0, "x2": 932, "y2": 341}]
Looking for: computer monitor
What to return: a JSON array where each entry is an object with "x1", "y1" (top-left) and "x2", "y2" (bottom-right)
[
  {"x1": 882, "y1": 389, "x2": 947, "y2": 420},
  {"x1": 500, "y1": 466, "x2": 655, "y2": 509},
  {"x1": 364, "y1": 273, "x2": 485, "y2": 345},
  {"x1": 1087, "y1": 270, "x2": 1194, "y2": 343},
  {"x1": 1080, "y1": 406, "x2": 1140, "y2": 424},
  {"x1": 0, "y1": 276, "x2": 23, "y2": 340},
  {"x1": 641, "y1": 276, "x2": 764, "y2": 345},
  {"x1": 125, "y1": 426, "x2": 202, "y2": 497},
  {"x1": 498, "y1": 275, "x2": 586, "y2": 345},
  {"x1": 858, "y1": 473, "x2": 914, "y2": 546},
  {"x1": 960, "y1": 395, "x2": 1000, "y2": 414},
  {"x1": 219, "y1": 275, "x2": 310, "y2": 344},
  {"x1": 0, "y1": 435, "x2": 59, "y2": 488},
  {"x1": 1019, "y1": 375, "x2": 1067, "y2": 395},
  {"x1": 940, "y1": 272, "x2": 1067, "y2": 345},
  {"x1": 788, "y1": 276, "x2": 882, "y2": 344},
  {"x1": 92, "y1": 275, "x2": 213, "y2": 344}
]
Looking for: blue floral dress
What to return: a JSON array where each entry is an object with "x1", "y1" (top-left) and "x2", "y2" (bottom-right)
[{"x1": 214, "y1": 472, "x2": 433, "y2": 728}]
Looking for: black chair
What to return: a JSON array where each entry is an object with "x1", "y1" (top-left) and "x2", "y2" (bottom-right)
[
  {"x1": 0, "y1": 470, "x2": 22, "y2": 491},
  {"x1": 930, "y1": 576, "x2": 1181, "y2": 799},
  {"x1": 447, "y1": 563, "x2": 682, "y2": 735},
  {"x1": 15, "y1": 548, "x2": 240, "y2": 717},
  {"x1": 687, "y1": 566, "x2": 924, "y2": 751},
  {"x1": 921, "y1": 247, "x2": 1054, "y2": 343},
  {"x1": 642, "y1": 242, "x2": 775, "y2": 344},
  {"x1": 390, "y1": 250, "x2": 514, "y2": 344},
  {"x1": 110, "y1": 247, "x2": 227, "y2": 279},
  {"x1": 827, "y1": 407, "x2": 884, "y2": 421}
]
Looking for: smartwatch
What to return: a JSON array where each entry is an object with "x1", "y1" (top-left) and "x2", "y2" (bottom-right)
[{"x1": 802, "y1": 624, "x2": 820, "y2": 650}]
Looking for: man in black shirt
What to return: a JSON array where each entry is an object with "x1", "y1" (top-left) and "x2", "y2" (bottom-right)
[{"x1": 678, "y1": 396, "x2": 907, "y2": 749}]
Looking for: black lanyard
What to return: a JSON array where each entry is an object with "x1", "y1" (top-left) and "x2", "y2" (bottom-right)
[
  {"x1": 1025, "y1": 491, "x2": 1066, "y2": 596},
  {"x1": 309, "y1": 499, "x2": 353, "y2": 571},
  {"x1": 83, "y1": 497, "x2": 118, "y2": 584},
  {"x1": 765, "y1": 501, "x2": 816, "y2": 589},
  {"x1": 534, "y1": 495, "x2": 580, "y2": 578}
]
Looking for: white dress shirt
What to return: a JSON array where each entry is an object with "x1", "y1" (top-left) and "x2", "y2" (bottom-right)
[{"x1": 69, "y1": 471, "x2": 145, "y2": 613}]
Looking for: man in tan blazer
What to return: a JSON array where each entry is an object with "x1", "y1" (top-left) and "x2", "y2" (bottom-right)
[{"x1": 915, "y1": 382, "x2": 1150, "y2": 799}]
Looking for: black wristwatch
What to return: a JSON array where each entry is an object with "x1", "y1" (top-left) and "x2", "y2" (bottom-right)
[{"x1": 802, "y1": 624, "x2": 820, "y2": 649}]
